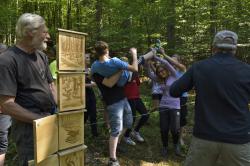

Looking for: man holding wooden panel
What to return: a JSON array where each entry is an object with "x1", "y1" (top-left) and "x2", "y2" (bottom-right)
[{"x1": 0, "y1": 13, "x2": 57, "y2": 166}]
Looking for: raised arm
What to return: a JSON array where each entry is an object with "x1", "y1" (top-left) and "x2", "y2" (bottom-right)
[
  {"x1": 126, "y1": 48, "x2": 138, "y2": 72},
  {"x1": 159, "y1": 48, "x2": 186, "y2": 72},
  {"x1": 154, "y1": 55, "x2": 177, "y2": 77},
  {"x1": 144, "y1": 60, "x2": 158, "y2": 81}
]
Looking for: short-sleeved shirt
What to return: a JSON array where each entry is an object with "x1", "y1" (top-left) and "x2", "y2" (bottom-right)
[
  {"x1": 0, "y1": 46, "x2": 55, "y2": 114},
  {"x1": 91, "y1": 57, "x2": 130, "y2": 86}
]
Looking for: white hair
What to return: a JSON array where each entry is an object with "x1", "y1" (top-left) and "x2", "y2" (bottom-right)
[{"x1": 15, "y1": 13, "x2": 45, "y2": 40}]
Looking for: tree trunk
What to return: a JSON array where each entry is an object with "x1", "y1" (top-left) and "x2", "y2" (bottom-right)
[
  {"x1": 166, "y1": 0, "x2": 176, "y2": 55},
  {"x1": 67, "y1": 0, "x2": 72, "y2": 29},
  {"x1": 95, "y1": 0, "x2": 103, "y2": 40},
  {"x1": 210, "y1": 0, "x2": 217, "y2": 47},
  {"x1": 76, "y1": 0, "x2": 81, "y2": 31}
]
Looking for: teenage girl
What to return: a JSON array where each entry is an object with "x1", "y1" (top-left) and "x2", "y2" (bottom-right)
[{"x1": 146, "y1": 49, "x2": 182, "y2": 157}]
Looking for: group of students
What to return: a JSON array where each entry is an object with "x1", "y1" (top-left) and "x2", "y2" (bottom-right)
[{"x1": 86, "y1": 41, "x2": 189, "y2": 166}]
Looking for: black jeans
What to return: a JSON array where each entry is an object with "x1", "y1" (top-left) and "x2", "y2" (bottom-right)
[
  {"x1": 0, "y1": 114, "x2": 11, "y2": 155},
  {"x1": 159, "y1": 108, "x2": 180, "y2": 147},
  {"x1": 125, "y1": 98, "x2": 149, "y2": 137},
  {"x1": 84, "y1": 92, "x2": 98, "y2": 136}
]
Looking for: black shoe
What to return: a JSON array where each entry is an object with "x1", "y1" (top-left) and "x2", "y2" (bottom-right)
[
  {"x1": 108, "y1": 158, "x2": 120, "y2": 166},
  {"x1": 161, "y1": 147, "x2": 168, "y2": 157},
  {"x1": 174, "y1": 144, "x2": 184, "y2": 157}
]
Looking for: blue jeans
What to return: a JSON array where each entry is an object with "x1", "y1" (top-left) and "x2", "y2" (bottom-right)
[
  {"x1": 0, "y1": 114, "x2": 11, "y2": 155},
  {"x1": 106, "y1": 98, "x2": 133, "y2": 137}
]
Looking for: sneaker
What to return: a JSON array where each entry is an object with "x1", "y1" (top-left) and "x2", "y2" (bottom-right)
[
  {"x1": 108, "y1": 158, "x2": 120, "y2": 166},
  {"x1": 131, "y1": 131, "x2": 144, "y2": 142},
  {"x1": 124, "y1": 137, "x2": 136, "y2": 146}
]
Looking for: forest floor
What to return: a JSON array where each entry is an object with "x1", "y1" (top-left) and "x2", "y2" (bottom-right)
[
  {"x1": 5, "y1": 82, "x2": 195, "y2": 166},
  {"x1": 84, "y1": 112, "x2": 194, "y2": 166}
]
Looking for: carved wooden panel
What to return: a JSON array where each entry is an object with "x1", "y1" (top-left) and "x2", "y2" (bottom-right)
[
  {"x1": 58, "y1": 145, "x2": 86, "y2": 166},
  {"x1": 28, "y1": 154, "x2": 59, "y2": 166},
  {"x1": 33, "y1": 115, "x2": 58, "y2": 164},
  {"x1": 57, "y1": 29, "x2": 87, "y2": 71},
  {"x1": 58, "y1": 110, "x2": 84, "y2": 150},
  {"x1": 57, "y1": 72, "x2": 85, "y2": 112}
]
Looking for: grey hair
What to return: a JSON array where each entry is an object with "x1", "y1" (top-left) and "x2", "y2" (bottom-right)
[{"x1": 15, "y1": 13, "x2": 45, "y2": 40}]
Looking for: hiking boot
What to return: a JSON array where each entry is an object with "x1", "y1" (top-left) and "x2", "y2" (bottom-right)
[
  {"x1": 161, "y1": 147, "x2": 168, "y2": 157},
  {"x1": 174, "y1": 144, "x2": 184, "y2": 157},
  {"x1": 131, "y1": 131, "x2": 144, "y2": 142},
  {"x1": 108, "y1": 158, "x2": 120, "y2": 166},
  {"x1": 124, "y1": 137, "x2": 136, "y2": 146}
]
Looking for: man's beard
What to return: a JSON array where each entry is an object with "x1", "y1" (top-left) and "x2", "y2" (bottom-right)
[
  {"x1": 40, "y1": 42, "x2": 47, "y2": 51},
  {"x1": 31, "y1": 37, "x2": 47, "y2": 51}
]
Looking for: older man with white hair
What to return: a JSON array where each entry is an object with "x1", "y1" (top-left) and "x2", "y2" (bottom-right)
[
  {"x1": 0, "y1": 13, "x2": 56, "y2": 165},
  {"x1": 170, "y1": 30, "x2": 250, "y2": 166}
]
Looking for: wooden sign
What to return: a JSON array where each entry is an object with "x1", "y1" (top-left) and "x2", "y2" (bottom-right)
[
  {"x1": 58, "y1": 110, "x2": 84, "y2": 150},
  {"x1": 28, "y1": 154, "x2": 59, "y2": 166},
  {"x1": 33, "y1": 115, "x2": 58, "y2": 164},
  {"x1": 58, "y1": 145, "x2": 86, "y2": 166},
  {"x1": 57, "y1": 72, "x2": 85, "y2": 112},
  {"x1": 57, "y1": 29, "x2": 87, "y2": 71}
]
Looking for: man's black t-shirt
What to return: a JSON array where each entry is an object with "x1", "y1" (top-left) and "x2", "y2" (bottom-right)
[
  {"x1": 0, "y1": 46, "x2": 55, "y2": 114},
  {"x1": 92, "y1": 73, "x2": 125, "y2": 106}
]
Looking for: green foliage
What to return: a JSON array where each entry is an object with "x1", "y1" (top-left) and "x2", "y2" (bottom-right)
[{"x1": 0, "y1": 0, "x2": 249, "y2": 62}]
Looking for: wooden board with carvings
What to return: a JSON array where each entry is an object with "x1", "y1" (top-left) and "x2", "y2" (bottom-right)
[
  {"x1": 57, "y1": 28, "x2": 87, "y2": 71},
  {"x1": 58, "y1": 110, "x2": 84, "y2": 150},
  {"x1": 33, "y1": 115, "x2": 58, "y2": 164},
  {"x1": 57, "y1": 72, "x2": 85, "y2": 112},
  {"x1": 58, "y1": 145, "x2": 86, "y2": 166}
]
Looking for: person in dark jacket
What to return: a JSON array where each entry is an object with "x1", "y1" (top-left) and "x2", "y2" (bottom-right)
[{"x1": 170, "y1": 30, "x2": 250, "y2": 166}]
